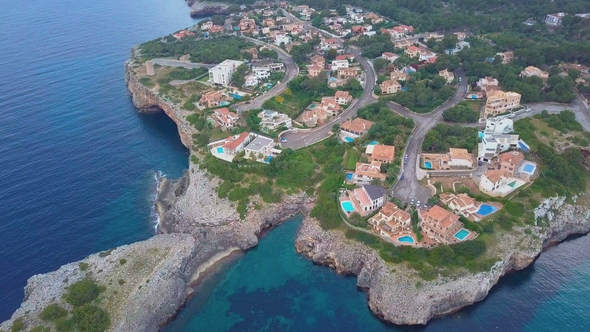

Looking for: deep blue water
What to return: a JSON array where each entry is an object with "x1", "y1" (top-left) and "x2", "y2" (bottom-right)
[
  {"x1": 2, "y1": 0, "x2": 590, "y2": 331},
  {"x1": 0, "y1": 0, "x2": 199, "y2": 320}
]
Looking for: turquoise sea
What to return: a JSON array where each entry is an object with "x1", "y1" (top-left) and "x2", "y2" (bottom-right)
[{"x1": 1, "y1": 0, "x2": 590, "y2": 331}]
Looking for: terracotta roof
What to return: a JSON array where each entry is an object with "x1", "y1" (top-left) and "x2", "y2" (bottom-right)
[
  {"x1": 223, "y1": 132, "x2": 250, "y2": 151},
  {"x1": 449, "y1": 148, "x2": 471, "y2": 161},
  {"x1": 422, "y1": 205, "x2": 460, "y2": 229},
  {"x1": 380, "y1": 202, "x2": 410, "y2": 222},
  {"x1": 340, "y1": 118, "x2": 374, "y2": 134},
  {"x1": 483, "y1": 169, "x2": 507, "y2": 184},
  {"x1": 498, "y1": 151, "x2": 524, "y2": 165},
  {"x1": 371, "y1": 144, "x2": 395, "y2": 162},
  {"x1": 355, "y1": 162, "x2": 386, "y2": 180},
  {"x1": 335, "y1": 90, "x2": 352, "y2": 98},
  {"x1": 383, "y1": 52, "x2": 395, "y2": 57}
]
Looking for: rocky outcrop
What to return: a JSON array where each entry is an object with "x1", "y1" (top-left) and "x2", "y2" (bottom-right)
[
  {"x1": 125, "y1": 59, "x2": 195, "y2": 148},
  {"x1": 0, "y1": 234, "x2": 199, "y2": 332},
  {"x1": 296, "y1": 195, "x2": 590, "y2": 325},
  {"x1": 188, "y1": 1, "x2": 230, "y2": 17}
]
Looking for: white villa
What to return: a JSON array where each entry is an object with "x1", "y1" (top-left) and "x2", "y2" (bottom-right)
[
  {"x1": 346, "y1": 184, "x2": 387, "y2": 216},
  {"x1": 258, "y1": 109, "x2": 292, "y2": 132},
  {"x1": 479, "y1": 169, "x2": 525, "y2": 197},
  {"x1": 209, "y1": 60, "x2": 244, "y2": 87},
  {"x1": 208, "y1": 132, "x2": 280, "y2": 163},
  {"x1": 478, "y1": 133, "x2": 524, "y2": 162}
]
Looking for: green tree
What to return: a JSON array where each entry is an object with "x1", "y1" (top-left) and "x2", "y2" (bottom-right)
[
  {"x1": 40, "y1": 304, "x2": 68, "y2": 321},
  {"x1": 64, "y1": 279, "x2": 103, "y2": 307},
  {"x1": 72, "y1": 305, "x2": 111, "y2": 332},
  {"x1": 231, "y1": 63, "x2": 249, "y2": 87}
]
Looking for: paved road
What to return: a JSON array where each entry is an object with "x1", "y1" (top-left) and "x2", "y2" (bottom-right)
[
  {"x1": 279, "y1": 15, "x2": 378, "y2": 149},
  {"x1": 389, "y1": 69, "x2": 468, "y2": 204},
  {"x1": 151, "y1": 58, "x2": 216, "y2": 69},
  {"x1": 233, "y1": 38, "x2": 299, "y2": 112}
]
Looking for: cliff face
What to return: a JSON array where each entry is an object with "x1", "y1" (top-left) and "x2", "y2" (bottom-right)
[
  {"x1": 0, "y1": 234, "x2": 199, "y2": 332},
  {"x1": 188, "y1": 1, "x2": 230, "y2": 17},
  {"x1": 296, "y1": 196, "x2": 590, "y2": 325},
  {"x1": 125, "y1": 61, "x2": 195, "y2": 148}
]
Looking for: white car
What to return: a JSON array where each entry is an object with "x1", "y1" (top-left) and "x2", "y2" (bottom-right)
[{"x1": 416, "y1": 200, "x2": 421, "y2": 207}]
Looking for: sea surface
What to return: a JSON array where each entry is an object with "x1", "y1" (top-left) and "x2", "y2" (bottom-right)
[{"x1": 1, "y1": 0, "x2": 590, "y2": 331}]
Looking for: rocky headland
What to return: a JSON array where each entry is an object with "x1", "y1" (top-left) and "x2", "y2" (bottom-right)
[
  {"x1": 296, "y1": 195, "x2": 590, "y2": 325},
  {"x1": 186, "y1": 1, "x2": 230, "y2": 17}
]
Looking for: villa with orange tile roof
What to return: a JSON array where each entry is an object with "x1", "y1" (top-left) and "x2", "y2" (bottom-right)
[
  {"x1": 394, "y1": 40, "x2": 413, "y2": 49},
  {"x1": 367, "y1": 144, "x2": 395, "y2": 164},
  {"x1": 340, "y1": 118, "x2": 374, "y2": 138},
  {"x1": 479, "y1": 169, "x2": 525, "y2": 197},
  {"x1": 310, "y1": 55, "x2": 325, "y2": 67},
  {"x1": 405, "y1": 45, "x2": 421, "y2": 58},
  {"x1": 448, "y1": 148, "x2": 473, "y2": 168},
  {"x1": 439, "y1": 193, "x2": 480, "y2": 220},
  {"x1": 369, "y1": 202, "x2": 412, "y2": 240},
  {"x1": 485, "y1": 90, "x2": 521, "y2": 117},
  {"x1": 420, "y1": 206, "x2": 464, "y2": 244},
  {"x1": 439, "y1": 69, "x2": 454, "y2": 83},
  {"x1": 211, "y1": 108, "x2": 238, "y2": 128},
  {"x1": 300, "y1": 109, "x2": 328, "y2": 127},
  {"x1": 352, "y1": 162, "x2": 386, "y2": 184},
  {"x1": 337, "y1": 67, "x2": 359, "y2": 79},
  {"x1": 173, "y1": 30, "x2": 195, "y2": 39},
  {"x1": 380, "y1": 80, "x2": 402, "y2": 94},
  {"x1": 381, "y1": 52, "x2": 399, "y2": 63},
  {"x1": 209, "y1": 25, "x2": 224, "y2": 34},
  {"x1": 319, "y1": 97, "x2": 341, "y2": 116},
  {"x1": 307, "y1": 64, "x2": 324, "y2": 77},
  {"x1": 335, "y1": 91, "x2": 353, "y2": 105},
  {"x1": 496, "y1": 51, "x2": 514, "y2": 64},
  {"x1": 497, "y1": 151, "x2": 524, "y2": 176},
  {"x1": 520, "y1": 66, "x2": 549, "y2": 81},
  {"x1": 199, "y1": 90, "x2": 223, "y2": 108}
]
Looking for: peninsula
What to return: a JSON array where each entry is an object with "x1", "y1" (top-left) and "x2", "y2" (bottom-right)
[{"x1": 3, "y1": 1, "x2": 590, "y2": 331}]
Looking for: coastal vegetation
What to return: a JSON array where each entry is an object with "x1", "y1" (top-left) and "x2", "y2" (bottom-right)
[
  {"x1": 442, "y1": 101, "x2": 480, "y2": 123},
  {"x1": 422, "y1": 124, "x2": 479, "y2": 153},
  {"x1": 140, "y1": 36, "x2": 255, "y2": 63},
  {"x1": 390, "y1": 77, "x2": 455, "y2": 114}
]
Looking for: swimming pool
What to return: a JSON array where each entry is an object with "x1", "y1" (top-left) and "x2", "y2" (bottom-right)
[
  {"x1": 309, "y1": 103, "x2": 317, "y2": 109},
  {"x1": 477, "y1": 204, "x2": 497, "y2": 216},
  {"x1": 522, "y1": 163, "x2": 536, "y2": 175},
  {"x1": 454, "y1": 229, "x2": 470, "y2": 241},
  {"x1": 266, "y1": 156, "x2": 274, "y2": 163},
  {"x1": 425, "y1": 161, "x2": 433, "y2": 169},
  {"x1": 344, "y1": 137, "x2": 354, "y2": 143},
  {"x1": 341, "y1": 201, "x2": 355, "y2": 213},
  {"x1": 216, "y1": 147, "x2": 224, "y2": 153},
  {"x1": 346, "y1": 173, "x2": 353, "y2": 181},
  {"x1": 518, "y1": 141, "x2": 529, "y2": 151},
  {"x1": 397, "y1": 235, "x2": 414, "y2": 243},
  {"x1": 368, "y1": 141, "x2": 378, "y2": 145}
]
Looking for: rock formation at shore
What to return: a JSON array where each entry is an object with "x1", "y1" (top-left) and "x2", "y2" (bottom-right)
[
  {"x1": 187, "y1": 1, "x2": 230, "y2": 17},
  {"x1": 296, "y1": 195, "x2": 590, "y2": 325},
  {"x1": 0, "y1": 234, "x2": 199, "y2": 332}
]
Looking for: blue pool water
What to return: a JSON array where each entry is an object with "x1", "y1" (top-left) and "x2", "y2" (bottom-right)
[
  {"x1": 478, "y1": 132, "x2": 485, "y2": 138},
  {"x1": 523, "y1": 163, "x2": 536, "y2": 174},
  {"x1": 344, "y1": 137, "x2": 354, "y2": 143},
  {"x1": 477, "y1": 204, "x2": 498, "y2": 216},
  {"x1": 398, "y1": 235, "x2": 414, "y2": 243},
  {"x1": 346, "y1": 173, "x2": 353, "y2": 180},
  {"x1": 425, "y1": 161, "x2": 433, "y2": 168},
  {"x1": 519, "y1": 141, "x2": 530, "y2": 151},
  {"x1": 266, "y1": 156, "x2": 274, "y2": 163},
  {"x1": 369, "y1": 141, "x2": 378, "y2": 145},
  {"x1": 341, "y1": 201, "x2": 355, "y2": 213},
  {"x1": 216, "y1": 147, "x2": 223, "y2": 153},
  {"x1": 454, "y1": 229, "x2": 471, "y2": 241}
]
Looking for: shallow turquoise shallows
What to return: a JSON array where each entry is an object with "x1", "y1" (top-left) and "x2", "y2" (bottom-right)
[
  {"x1": 398, "y1": 235, "x2": 414, "y2": 243},
  {"x1": 477, "y1": 204, "x2": 498, "y2": 216},
  {"x1": 454, "y1": 229, "x2": 470, "y2": 241}
]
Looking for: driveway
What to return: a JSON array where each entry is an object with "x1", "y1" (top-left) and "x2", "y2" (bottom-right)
[{"x1": 150, "y1": 58, "x2": 216, "y2": 69}]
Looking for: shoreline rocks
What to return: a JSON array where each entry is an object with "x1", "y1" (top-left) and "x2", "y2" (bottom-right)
[
  {"x1": 187, "y1": 1, "x2": 230, "y2": 17},
  {"x1": 295, "y1": 196, "x2": 590, "y2": 325}
]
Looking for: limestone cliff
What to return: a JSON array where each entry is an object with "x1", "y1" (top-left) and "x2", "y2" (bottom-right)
[
  {"x1": 125, "y1": 59, "x2": 195, "y2": 148},
  {"x1": 187, "y1": 1, "x2": 230, "y2": 17},
  {"x1": 0, "y1": 234, "x2": 199, "y2": 332},
  {"x1": 295, "y1": 196, "x2": 590, "y2": 325}
]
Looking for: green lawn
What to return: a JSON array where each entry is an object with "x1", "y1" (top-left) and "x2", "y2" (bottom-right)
[{"x1": 344, "y1": 148, "x2": 359, "y2": 170}]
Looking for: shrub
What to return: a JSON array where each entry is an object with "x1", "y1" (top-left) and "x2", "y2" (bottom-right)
[
  {"x1": 505, "y1": 201, "x2": 525, "y2": 216},
  {"x1": 40, "y1": 304, "x2": 68, "y2": 321},
  {"x1": 10, "y1": 319, "x2": 25, "y2": 332},
  {"x1": 55, "y1": 317, "x2": 75, "y2": 332},
  {"x1": 30, "y1": 326, "x2": 51, "y2": 332},
  {"x1": 98, "y1": 250, "x2": 113, "y2": 258},
  {"x1": 118, "y1": 279, "x2": 126, "y2": 285},
  {"x1": 119, "y1": 259, "x2": 127, "y2": 265},
  {"x1": 78, "y1": 262, "x2": 89, "y2": 271},
  {"x1": 419, "y1": 264, "x2": 437, "y2": 281},
  {"x1": 64, "y1": 279, "x2": 103, "y2": 307},
  {"x1": 72, "y1": 304, "x2": 111, "y2": 332}
]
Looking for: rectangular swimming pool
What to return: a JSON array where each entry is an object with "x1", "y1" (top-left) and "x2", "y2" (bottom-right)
[
  {"x1": 216, "y1": 147, "x2": 224, "y2": 153},
  {"x1": 454, "y1": 229, "x2": 470, "y2": 241},
  {"x1": 522, "y1": 163, "x2": 536, "y2": 174},
  {"x1": 346, "y1": 173, "x2": 353, "y2": 181},
  {"x1": 425, "y1": 161, "x2": 432, "y2": 169},
  {"x1": 344, "y1": 137, "x2": 354, "y2": 143},
  {"x1": 341, "y1": 201, "x2": 355, "y2": 213}
]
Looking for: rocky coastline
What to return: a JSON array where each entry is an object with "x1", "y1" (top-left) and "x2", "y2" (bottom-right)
[
  {"x1": 186, "y1": 1, "x2": 230, "y2": 17},
  {"x1": 296, "y1": 195, "x2": 590, "y2": 325}
]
